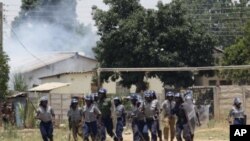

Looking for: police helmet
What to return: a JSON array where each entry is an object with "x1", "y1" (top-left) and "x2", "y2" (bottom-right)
[
  {"x1": 130, "y1": 93, "x2": 138, "y2": 100},
  {"x1": 234, "y1": 97, "x2": 241, "y2": 105},
  {"x1": 144, "y1": 90, "x2": 151, "y2": 98},
  {"x1": 166, "y1": 91, "x2": 174, "y2": 97},
  {"x1": 98, "y1": 88, "x2": 107, "y2": 94},
  {"x1": 174, "y1": 93, "x2": 182, "y2": 98},
  {"x1": 71, "y1": 98, "x2": 78, "y2": 103},
  {"x1": 184, "y1": 90, "x2": 193, "y2": 99},
  {"x1": 113, "y1": 96, "x2": 121, "y2": 102},
  {"x1": 85, "y1": 95, "x2": 93, "y2": 101},
  {"x1": 40, "y1": 96, "x2": 48, "y2": 102}
]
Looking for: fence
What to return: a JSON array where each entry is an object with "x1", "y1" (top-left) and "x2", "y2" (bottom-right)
[
  {"x1": 215, "y1": 85, "x2": 250, "y2": 124},
  {"x1": 27, "y1": 86, "x2": 250, "y2": 125},
  {"x1": 28, "y1": 92, "x2": 84, "y2": 124}
]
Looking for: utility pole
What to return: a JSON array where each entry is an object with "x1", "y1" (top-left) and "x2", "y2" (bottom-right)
[{"x1": 0, "y1": 2, "x2": 3, "y2": 52}]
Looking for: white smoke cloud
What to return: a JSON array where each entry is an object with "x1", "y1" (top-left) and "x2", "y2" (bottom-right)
[{"x1": 4, "y1": 0, "x2": 99, "y2": 72}]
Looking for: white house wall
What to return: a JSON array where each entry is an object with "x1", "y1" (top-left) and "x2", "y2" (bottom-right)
[
  {"x1": 23, "y1": 56, "x2": 97, "y2": 88},
  {"x1": 42, "y1": 73, "x2": 94, "y2": 94}
]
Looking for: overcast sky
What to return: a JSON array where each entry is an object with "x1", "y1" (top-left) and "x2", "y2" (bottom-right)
[{"x1": 1, "y1": 0, "x2": 171, "y2": 27}]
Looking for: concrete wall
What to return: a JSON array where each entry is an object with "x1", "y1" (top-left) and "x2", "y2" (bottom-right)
[
  {"x1": 23, "y1": 56, "x2": 97, "y2": 88},
  {"x1": 41, "y1": 72, "x2": 94, "y2": 94}
]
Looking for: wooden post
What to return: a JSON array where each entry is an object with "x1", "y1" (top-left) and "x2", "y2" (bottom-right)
[
  {"x1": 242, "y1": 86, "x2": 246, "y2": 112},
  {"x1": 213, "y1": 86, "x2": 219, "y2": 120}
]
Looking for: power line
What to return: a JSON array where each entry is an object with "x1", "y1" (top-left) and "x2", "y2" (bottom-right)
[{"x1": 4, "y1": 21, "x2": 48, "y2": 67}]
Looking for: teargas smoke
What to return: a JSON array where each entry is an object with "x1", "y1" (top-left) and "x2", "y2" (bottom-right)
[{"x1": 5, "y1": 0, "x2": 98, "y2": 70}]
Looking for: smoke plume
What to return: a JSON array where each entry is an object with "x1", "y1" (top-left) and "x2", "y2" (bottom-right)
[{"x1": 5, "y1": 0, "x2": 98, "y2": 71}]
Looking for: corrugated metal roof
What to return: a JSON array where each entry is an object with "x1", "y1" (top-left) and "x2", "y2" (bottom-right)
[
  {"x1": 39, "y1": 71, "x2": 95, "y2": 79},
  {"x1": 12, "y1": 52, "x2": 97, "y2": 73},
  {"x1": 28, "y1": 82, "x2": 70, "y2": 92}
]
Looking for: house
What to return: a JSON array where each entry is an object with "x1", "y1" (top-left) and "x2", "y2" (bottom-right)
[
  {"x1": 35, "y1": 71, "x2": 164, "y2": 94},
  {"x1": 194, "y1": 47, "x2": 233, "y2": 86},
  {"x1": 13, "y1": 52, "x2": 98, "y2": 89}
]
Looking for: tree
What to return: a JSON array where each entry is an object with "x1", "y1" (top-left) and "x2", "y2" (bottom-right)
[
  {"x1": 0, "y1": 51, "x2": 10, "y2": 100},
  {"x1": 93, "y1": 0, "x2": 215, "y2": 91},
  {"x1": 221, "y1": 22, "x2": 250, "y2": 84},
  {"x1": 12, "y1": 73, "x2": 28, "y2": 92}
]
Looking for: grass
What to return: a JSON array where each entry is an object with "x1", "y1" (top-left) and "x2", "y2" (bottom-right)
[{"x1": 0, "y1": 121, "x2": 230, "y2": 141}]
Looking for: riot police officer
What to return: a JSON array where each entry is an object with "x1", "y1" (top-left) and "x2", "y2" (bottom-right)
[
  {"x1": 83, "y1": 95, "x2": 101, "y2": 141},
  {"x1": 130, "y1": 93, "x2": 149, "y2": 141},
  {"x1": 228, "y1": 97, "x2": 246, "y2": 125},
  {"x1": 113, "y1": 97, "x2": 126, "y2": 141},
  {"x1": 151, "y1": 90, "x2": 162, "y2": 141},
  {"x1": 97, "y1": 88, "x2": 116, "y2": 141},
  {"x1": 144, "y1": 90, "x2": 158, "y2": 141},
  {"x1": 161, "y1": 91, "x2": 176, "y2": 141},
  {"x1": 36, "y1": 96, "x2": 55, "y2": 141},
  {"x1": 67, "y1": 98, "x2": 83, "y2": 141}
]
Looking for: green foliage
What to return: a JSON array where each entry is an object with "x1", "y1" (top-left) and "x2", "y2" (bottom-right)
[
  {"x1": 221, "y1": 22, "x2": 250, "y2": 84},
  {"x1": 0, "y1": 51, "x2": 10, "y2": 100},
  {"x1": 24, "y1": 101, "x2": 36, "y2": 128},
  {"x1": 93, "y1": 0, "x2": 215, "y2": 89},
  {"x1": 17, "y1": 103, "x2": 25, "y2": 126},
  {"x1": 12, "y1": 73, "x2": 28, "y2": 92}
]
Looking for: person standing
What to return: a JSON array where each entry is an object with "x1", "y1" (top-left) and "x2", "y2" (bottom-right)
[
  {"x1": 151, "y1": 90, "x2": 162, "y2": 141},
  {"x1": 228, "y1": 97, "x2": 246, "y2": 125},
  {"x1": 97, "y1": 88, "x2": 116, "y2": 141},
  {"x1": 183, "y1": 91, "x2": 200, "y2": 141},
  {"x1": 161, "y1": 91, "x2": 176, "y2": 141},
  {"x1": 130, "y1": 94, "x2": 149, "y2": 141},
  {"x1": 83, "y1": 95, "x2": 101, "y2": 141},
  {"x1": 172, "y1": 93, "x2": 188, "y2": 141},
  {"x1": 67, "y1": 98, "x2": 83, "y2": 141},
  {"x1": 144, "y1": 91, "x2": 158, "y2": 141},
  {"x1": 113, "y1": 97, "x2": 126, "y2": 141},
  {"x1": 36, "y1": 96, "x2": 55, "y2": 141},
  {"x1": 1, "y1": 102, "x2": 13, "y2": 129}
]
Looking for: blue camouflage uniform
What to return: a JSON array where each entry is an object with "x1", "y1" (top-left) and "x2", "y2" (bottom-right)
[
  {"x1": 97, "y1": 88, "x2": 115, "y2": 141},
  {"x1": 130, "y1": 94, "x2": 149, "y2": 141},
  {"x1": 36, "y1": 96, "x2": 55, "y2": 141},
  {"x1": 229, "y1": 97, "x2": 246, "y2": 125},
  {"x1": 83, "y1": 95, "x2": 101, "y2": 141},
  {"x1": 114, "y1": 97, "x2": 126, "y2": 141},
  {"x1": 144, "y1": 91, "x2": 158, "y2": 141}
]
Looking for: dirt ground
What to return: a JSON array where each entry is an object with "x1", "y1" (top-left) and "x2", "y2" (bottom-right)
[{"x1": 0, "y1": 121, "x2": 229, "y2": 141}]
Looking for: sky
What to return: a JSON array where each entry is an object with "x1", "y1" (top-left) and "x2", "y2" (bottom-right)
[{"x1": 0, "y1": 0, "x2": 171, "y2": 72}]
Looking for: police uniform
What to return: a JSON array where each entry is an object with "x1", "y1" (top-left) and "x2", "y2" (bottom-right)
[
  {"x1": 83, "y1": 98, "x2": 101, "y2": 140},
  {"x1": 114, "y1": 97, "x2": 126, "y2": 141},
  {"x1": 173, "y1": 92, "x2": 197, "y2": 141},
  {"x1": 98, "y1": 97, "x2": 114, "y2": 140},
  {"x1": 67, "y1": 99, "x2": 83, "y2": 141},
  {"x1": 144, "y1": 91, "x2": 158, "y2": 141},
  {"x1": 130, "y1": 94, "x2": 149, "y2": 141},
  {"x1": 36, "y1": 96, "x2": 55, "y2": 141},
  {"x1": 144, "y1": 101, "x2": 158, "y2": 141},
  {"x1": 161, "y1": 92, "x2": 176, "y2": 141},
  {"x1": 151, "y1": 91, "x2": 163, "y2": 141},
  {"x1": 228, "y1": 97, "x2": 245, "y2": 125}
]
